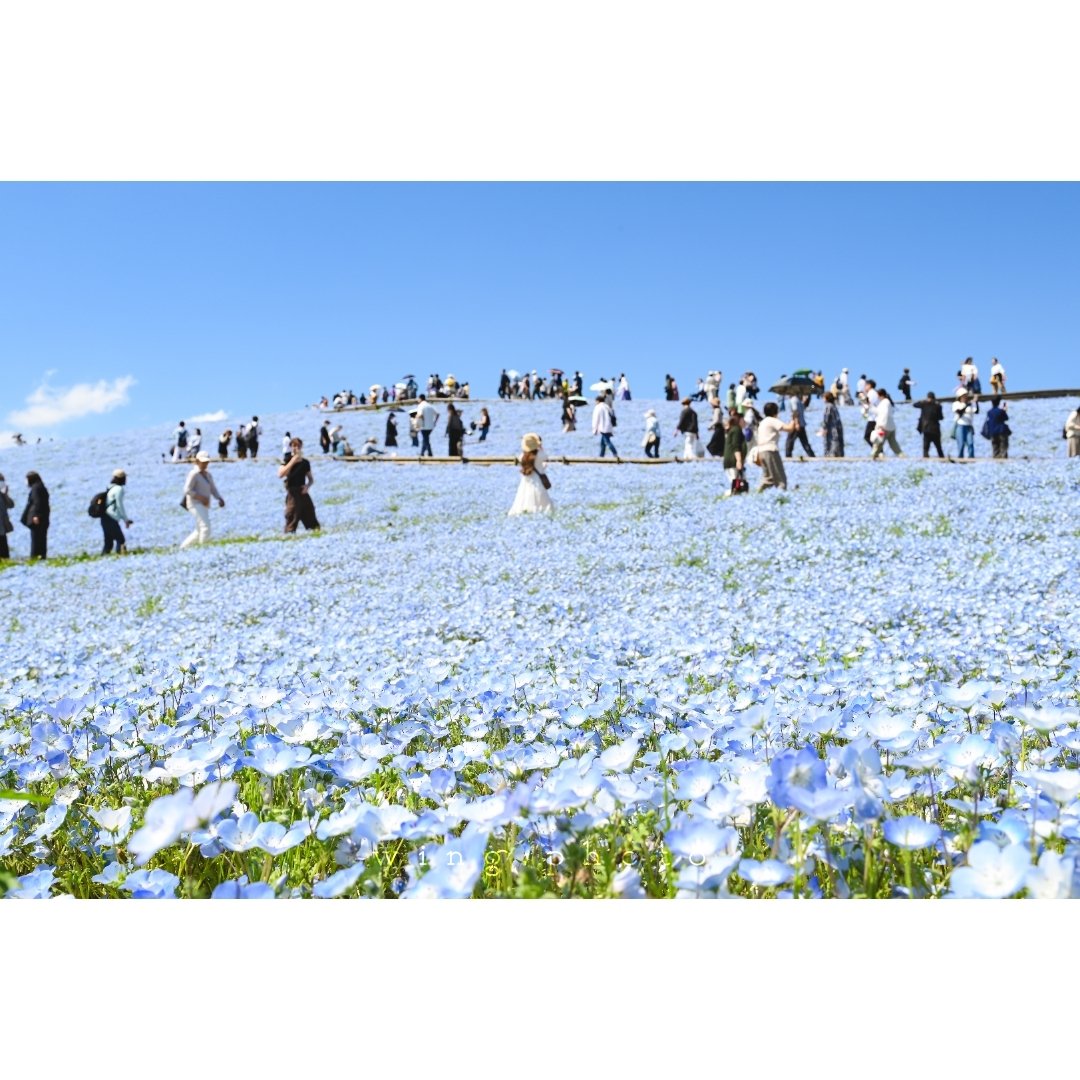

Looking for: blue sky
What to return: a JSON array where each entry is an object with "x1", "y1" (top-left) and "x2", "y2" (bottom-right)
[{"x1": 1, "y1": 182, "x2": 1077, "y2": 438}]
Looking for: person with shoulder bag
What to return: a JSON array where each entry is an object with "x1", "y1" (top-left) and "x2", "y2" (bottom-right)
[{"x1": 508, "y1": 433, "x2": 554, "y2": 515}]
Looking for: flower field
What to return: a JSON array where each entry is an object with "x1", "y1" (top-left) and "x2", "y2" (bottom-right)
[{"x1": 1, "y1": 395, "x2": 1079, "y2": 898}]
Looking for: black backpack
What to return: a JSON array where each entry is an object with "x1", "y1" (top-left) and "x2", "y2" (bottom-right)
[
  {"x1": 88, "y1": 491, "x2": 108, "y2": 518},
  {"x1": 177, "y1": 428, "x2": 189, "y2": 448}
]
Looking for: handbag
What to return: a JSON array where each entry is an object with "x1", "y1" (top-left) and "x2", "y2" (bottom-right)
[{"x1": 539, "y1": 472, "x2": 551, "y2": 490}]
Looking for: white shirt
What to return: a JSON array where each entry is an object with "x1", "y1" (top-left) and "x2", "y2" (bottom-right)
[
  {"x1": 416, "y1": 402, "x2": 438, "y2": 430},
  {"x1": 592, "y1": 402, "x2": 614, "y2": 434},
  {"x1": 875, "y1": 398, "x2": 895, "y2": 432},
  {"x1": 953, "y1": 398, "x2": 978, "y2": 426},
  {"x1": 866, "y1": 387, "x2": 880, "y2": 409},
  {"x1": 991, "y1": 361, "x2": 1005, "y2": 381},
  {"x1": 755, "y1": 416, "x2": 785, "y2": 453}
]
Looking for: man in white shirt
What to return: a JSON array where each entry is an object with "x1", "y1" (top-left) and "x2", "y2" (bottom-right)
[
  {"x1": 592, "y1": 396, "x2": 618, "y2": 458},
  {"x1": 415, "y1": 395, "x2": 439, "y2": 457}
]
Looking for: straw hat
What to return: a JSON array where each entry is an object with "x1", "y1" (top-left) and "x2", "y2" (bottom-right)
[{"x1": 521, "y1": 433, "x2": 541, "y2": 452}]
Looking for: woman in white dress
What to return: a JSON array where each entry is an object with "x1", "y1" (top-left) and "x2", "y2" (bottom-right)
[{"x1": 508, "y1": 433, "x2": 553, "y2": 515}]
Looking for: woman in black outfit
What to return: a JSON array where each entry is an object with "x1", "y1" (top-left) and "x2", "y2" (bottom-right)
[
  {"x1": 21, "y1": 471, "x2": 50, "y2": 559},
  {"x1": 915, "y1": 392, "x2": 945, "y2": 458},
  {"x1": 446, "y1": 403, "x2": 465, "y2": 457},
  {"x1": 385, "y1": 412, "x2": 398, "y2": 448}
]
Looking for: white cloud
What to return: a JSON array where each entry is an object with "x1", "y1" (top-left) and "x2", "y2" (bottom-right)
[
  {"x1": 189, "y1": 409, "x2": 228, "y2": 423},
  {"x1": 7, "y1": 375, "x2": 136, "y2": 429}
]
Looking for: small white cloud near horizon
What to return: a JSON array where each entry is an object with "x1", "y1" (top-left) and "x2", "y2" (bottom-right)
[
  {"x1": 189, "y1": 409, "x2": 228, "y2": 423},
  {"x1": 7, "y1": 375, "x2": 136, "y2": 429}
]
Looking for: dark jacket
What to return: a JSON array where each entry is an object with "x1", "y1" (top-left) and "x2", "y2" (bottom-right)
[
  {"x1": 21, "y1": 480, "x2": 50, "y2": 529},
  {"x1": 985, "y1": 406, "x2": 1010, "y2": 437},
  {"x1": 385, "y1": 414, "x2": 398, "y2": 447},
  {"x1": 676, "y1": 406, "x2": 699, "y2": 436},
  {"x1": 916, "y1": 399, "x2": 943, "y2": 435},
  {"x1": 446, "y1": 413, "x2": 465, "y2": 441},
  {"x1": 722, "y1": 426, "x2": 745, "y2": 469}
]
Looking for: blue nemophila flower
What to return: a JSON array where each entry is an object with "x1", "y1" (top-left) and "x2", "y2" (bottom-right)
[
  {"x1": 599, "y1": 736, "x2": 640, "y2": 772},
  {"x1": 665, "y1": 818, "x2": 730, "y2": 861},
  {"x1": 122, "y1": 869, "x2": 181, "y2": 899},
  {"x1": 91, "y1": 861, "x2": 127, "y2": 886},
  {"x1": 5, "y1": 865, "x2": 56, "y2": 899},
  {"x1": 212, "y1": 876, "x2": 278, "y2": 899},
  {"x1": 1018, "y1": 769, "x2": 1080, "y2": 806},
  {"x1": 673, "y1": 760, "x2": 719, "y2": 801},
  {"x1": 1013, "y1": 706, "x2": 1080, "y2": 735},
  {"x1": 767, "y1": 747, "x2": 827, "y2": 809},
  {"x1": 883, "y1": 816, "x2": 939, "y2": 850},
  {"x1": 30, "y1": 803, "x2": 68, "y2": 842},
  {"x1": 1025, "y1": 850, "x2": 1077, "y2": 899},
  {"x1": 737, "y1": 859, "x2": 794, "y2": 888},
  {"x1": 128, "y1": 780, "x2": 237, "y2": 865},
  {"x1": 949, "y1": 841, "x2": 1031, "y2": 899},
  {"x1": 401, "y1": 824, "x2": 489, "y2": 899},
  {"x1": 90, "y1": 805, "x2": 133, "y2": 845}
]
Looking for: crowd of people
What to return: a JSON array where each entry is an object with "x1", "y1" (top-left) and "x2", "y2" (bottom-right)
[
  {"x1": 4, "y1": 356, "x2": 1078, "y2": 558},
  {"x1": 314, "y1": 374, "x2": 473, "y2": 410},
  {"x1": 167, "y1": 418, "x2": 266, "y2": 463}
]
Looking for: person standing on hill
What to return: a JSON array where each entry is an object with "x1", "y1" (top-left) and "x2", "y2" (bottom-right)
[
  {"x1": 871, "y1": 389, "x2": 903, "y2": 459},
  {"x1": 385, "y1": 411, "x2": 398, "y2": 448},
  {"x1": 180, "y1": 452, "x2": 225, "y2": 549},
  {"x1": 174, "y1": 421, "x2": 189, "y2": 462},
  {"x1": 862, "y1": 380, "x2": 880, "y2": 447},
  {"x1": 0, "y1": 472, "x2": 14, "y2": 561},
  {"x1": 785, "y1": 395, "x2": 816, "y2": 458},
  {"x1": 754, "y1": 402, "x2": 799, "y2": 493},
  {"x1": 676, "y1": 398, "x2": 700, "y2": 460},
  {"x1": 217, "y1": 428, "x2": 232, "y2": 460},
  {"x1": 722, "y1": 411, "x2": 746, "y2": 492},
  {"x1": 821, "y1": 391, "x2": 844, "y2": 457},
  {"x1": 102, "y1": 469, "x2": 133, "y2": 554},
  {"x1": 960, "y1": 357, "x2": 981, "y2": 394},
  {"x1": 446, "y1": 402, "x2": 465, "y2": 457},
  {"x1": 915, "y1": 391, "x2": 945, "y2": 458},
  {"x1": 642, "y1": 409, "x2": 661, "y2": 458},
  {"x1": 477, "y1": 406, "x2": 492, "y2": 442},
  {"x1": 319, "y1": 421, "x2": 332, "y2": 455},
  {"x1": 897, "y1": 368, "x2": 913, "y2": 401},
  {"x1": 416, "y1": 395, "x2": 439, "y2": 458},
  {"x1": 592, "y1": 395, "x2": 619, "y2": 458},
  {"x1": 1066, "y1": 403, "x2": 1080, "y2": 457},
  {"x1": 278, "y1": 437, "x2": 320, "y2": 533},
  {"x1": 952, "y1": 390, "x2": 979, "y2": 458},
  {"x1": 248, "y1": 416, "x2": 262, "y2": 460},
  {"x1": 235, "y1": 423, "x2": 248, "y2": 460},
  {"x1": 508, "y1": 433, "x2": 553, "y2": 515},
  {"x1": 984, "y1": 396, "x2": 1011, "y2": 459},
  {"x1": 990, "y1": 357, "x2": 1007, "y2": 394},
  {"x1": 21, "y1": 471, "x2": 50, "y2": 559}
]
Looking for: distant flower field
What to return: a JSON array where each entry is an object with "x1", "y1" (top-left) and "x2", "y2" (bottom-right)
[{"x1": 1, "y1": 397, "x2": 1079, "y2": 898}]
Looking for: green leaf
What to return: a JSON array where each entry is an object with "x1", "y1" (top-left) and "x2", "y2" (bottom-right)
[{"x1": 0, "y1": 788, "x2": 51, "y2": 806}]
